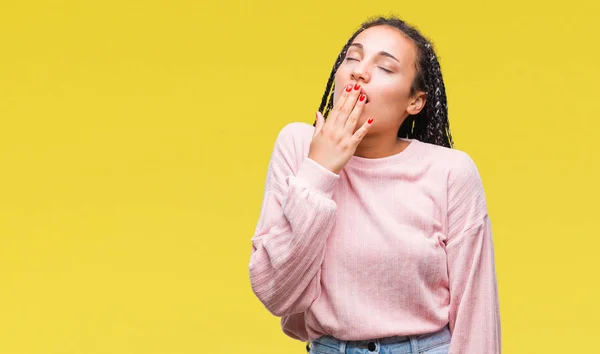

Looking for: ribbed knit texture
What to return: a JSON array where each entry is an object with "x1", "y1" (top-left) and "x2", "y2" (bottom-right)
[{"x1": 248, "y1": 122, "x2": 501, "y2": 354}]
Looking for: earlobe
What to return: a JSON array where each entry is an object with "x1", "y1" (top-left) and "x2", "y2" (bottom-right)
[{"x1": 408, "y1": 95, "x2": 426, "y2": 115}]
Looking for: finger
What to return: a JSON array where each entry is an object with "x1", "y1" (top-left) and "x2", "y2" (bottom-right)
[
  {"x1": 327, "y1": 83, "x2": 354, "y2": 128},
  {"x1": 335, "y1": 83, "x2": 362, "y2": 130},
  {"x1": 313, "y1": 111, "x2": 325, "y2": 137},
  {"x1": 350, "y1": 117, "x2": 374, "y2": 146},
  {"x1": 344, "y1": 93, "x2": 367, "y2": 135}
]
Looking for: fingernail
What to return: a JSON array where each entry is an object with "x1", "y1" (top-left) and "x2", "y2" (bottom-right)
[
  {"x1": 354, "y1": 83, "x2": 361, "y2": 90},
  {"x1": 345, "y1": 84, "x2": 353, "y2": 92},
  {"x1": 359, "y1": 94, "x2": 366, "y2": 102},
  {"x1": 368, "y1": 118, "x2": 374, "y2": 124}
]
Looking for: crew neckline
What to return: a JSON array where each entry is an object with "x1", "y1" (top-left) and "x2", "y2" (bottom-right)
[{"x1": 345, "y1": 138, "x2": 420, "y2": 169}]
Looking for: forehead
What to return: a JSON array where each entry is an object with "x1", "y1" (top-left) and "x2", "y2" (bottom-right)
[{"x1": 350, "y1": 25, "x2": 417, "y2": 61}]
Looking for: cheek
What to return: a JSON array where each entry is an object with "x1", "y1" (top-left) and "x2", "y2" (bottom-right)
[{"x1": 379, "y1": 81, "x2": 411, "y2": 105}]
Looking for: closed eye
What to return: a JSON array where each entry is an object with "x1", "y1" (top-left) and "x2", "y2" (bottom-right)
[{"x1": 345, "y1": 58, "x2": 392, "y2": 73}]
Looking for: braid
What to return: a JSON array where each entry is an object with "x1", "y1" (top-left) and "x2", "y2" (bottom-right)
[
  {"x1": 313, "y1": 15, "x2": 455, "y2": 149},
  {"x1": 410, "y1": 42, "x2": 454, "y2": 148}
]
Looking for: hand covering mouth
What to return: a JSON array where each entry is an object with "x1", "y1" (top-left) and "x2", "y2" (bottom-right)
[{"x1": 360, "y1": 88, "x2": 370, "y2": 103}]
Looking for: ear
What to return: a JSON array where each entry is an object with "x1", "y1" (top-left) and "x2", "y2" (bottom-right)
[{"x1": 407, "y1": 91, "x2": 426, "y2": 115}]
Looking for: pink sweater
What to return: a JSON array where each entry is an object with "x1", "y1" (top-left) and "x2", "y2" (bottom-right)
[{"x1": 248, "y1": 122, "x2": 501, "y2": 354}]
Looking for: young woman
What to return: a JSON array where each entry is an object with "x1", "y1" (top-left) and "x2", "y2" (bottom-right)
[{"x1": 248, "y1": 15, "x2": 501, "y2": 354}]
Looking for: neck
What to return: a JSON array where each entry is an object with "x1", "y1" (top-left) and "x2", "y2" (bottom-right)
[{"x1": 354, "y1": 133, "x2": 409, "y2": 159}]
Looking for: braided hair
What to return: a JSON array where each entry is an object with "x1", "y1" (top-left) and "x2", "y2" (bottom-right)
[{"x1": 314, "y1": 15, "x2": 454, "y2": 148}]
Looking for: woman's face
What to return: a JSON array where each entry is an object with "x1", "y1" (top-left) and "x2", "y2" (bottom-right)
[{"x1": 333, "y1": 25, "x2": 426, "y2": 133}]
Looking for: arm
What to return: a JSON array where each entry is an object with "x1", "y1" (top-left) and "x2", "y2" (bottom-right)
[
  {"x1": 445, "y1": 153, "x2": 502, "y2": 354},
  {"x1": 248, "y1": 123, "x2": 339, "y2": 317}
]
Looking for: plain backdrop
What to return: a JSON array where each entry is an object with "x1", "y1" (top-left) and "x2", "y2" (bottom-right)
[{"x1": 1, "y1": 1, "x2": 599, "y2": 353}]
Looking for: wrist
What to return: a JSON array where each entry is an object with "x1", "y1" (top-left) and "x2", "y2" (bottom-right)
[{"x1": 294, "y1": 157, "x2": 340, "y2": 198}]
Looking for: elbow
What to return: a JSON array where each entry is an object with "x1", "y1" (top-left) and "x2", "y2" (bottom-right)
[
  {"x1": 249, "y1": 278, "x2": 292, "y2": 317},
  {"x1": 267, "y1": 301, "x2": 307, "y2": 318},
  {"x1": 248, "y1": 256, "x2": 288, "y2": 316},
  {"x1": 248, "y1": 251, "x2": 319, "y2": 318},
  {"x1": 267, "y1": 303, "x2": 293, "y2": 317},
  {"x1": 249, "y1": 272, "x2": 309, "y2": 317}
]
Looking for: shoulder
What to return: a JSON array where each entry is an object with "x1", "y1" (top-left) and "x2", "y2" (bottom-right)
[
  {"x1": 272, "y1": 122, "x2": 315, "y2": 155},
  {"x1": 428, "y1": 145, "x2": 485, "y2": 208},
  {"x1": 275, "y1": 121, "x2": 314, "y2": 144},
  {"x1": 268, "y1": 122, "x2": 315, "y2": 169},
  {"x1": 417, "y1": 140, "x2": 480, "y2": 178}
]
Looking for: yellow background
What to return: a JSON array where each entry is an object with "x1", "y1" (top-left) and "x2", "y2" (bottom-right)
[{"x1": 1, "y1": 0, "x2": 598, "y2": 353}]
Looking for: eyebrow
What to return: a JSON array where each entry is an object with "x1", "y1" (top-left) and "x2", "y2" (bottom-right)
[{"x1": 348, "y1": 43, "x2": 400, "y2": 63}]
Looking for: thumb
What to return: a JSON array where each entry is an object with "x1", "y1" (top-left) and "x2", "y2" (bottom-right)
[{"x1": 313, "y1": 111, "x2": 325, "y2": 138}]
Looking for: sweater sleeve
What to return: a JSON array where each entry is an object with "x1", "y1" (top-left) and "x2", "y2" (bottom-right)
[
  {"x1": 445, "y1": 153, "x2": 502, "y2": 354},
  {"x1": 248, "y1": 123, "x2": 340, "y2": 317}
]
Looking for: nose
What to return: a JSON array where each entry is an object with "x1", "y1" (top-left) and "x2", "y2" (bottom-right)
[{"x1": 350, "y1": 62, "x2": 370, "y2": 83}]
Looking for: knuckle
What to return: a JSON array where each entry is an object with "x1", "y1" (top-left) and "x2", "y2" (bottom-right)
[
  {"x1": 340, "y1": 105, "x2": 352, "y2": 115},
  {"x1": 332, "y1": 131, "x2": 344, "y2": 141},
  {"x1": 324, "y1": 128, "x2": 337, "y2": 140}
]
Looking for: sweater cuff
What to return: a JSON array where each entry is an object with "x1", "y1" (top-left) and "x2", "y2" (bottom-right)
[{"x1": 294, "y1": 157, "x2": 340, "y2": 198}]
